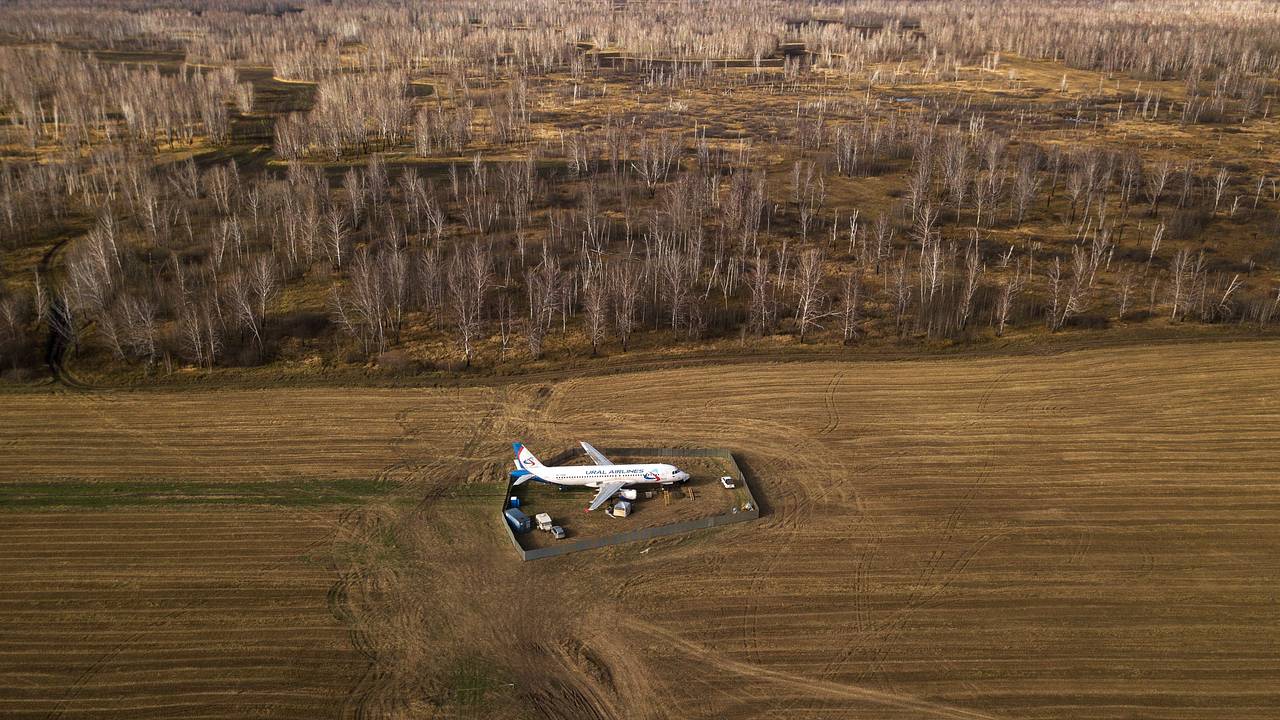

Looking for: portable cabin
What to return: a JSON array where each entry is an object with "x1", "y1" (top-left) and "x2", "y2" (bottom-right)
[
  {"x1": 534, "y1": 512, "x2": 554, "y2": 531},
  {"x1": 504, "y1": 507, "x2": 532, "y2": 533}
]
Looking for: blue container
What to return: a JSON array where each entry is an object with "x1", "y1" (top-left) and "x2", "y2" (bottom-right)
[
  {"x1": 504, "y1": 507, "x2": 532, "y2": 533},
  {"x1": 508, "y1": 496, "x2": 521, "y2": 508}
]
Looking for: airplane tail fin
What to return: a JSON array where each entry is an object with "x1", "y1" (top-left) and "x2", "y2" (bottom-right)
[{"x1": 512, "y1": 443, "x2": 546, "y2": 481}]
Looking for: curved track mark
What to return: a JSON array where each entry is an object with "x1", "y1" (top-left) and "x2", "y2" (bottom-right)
[{"x1": 627, "y1": 618, "x2": 1000, "y2": 720}]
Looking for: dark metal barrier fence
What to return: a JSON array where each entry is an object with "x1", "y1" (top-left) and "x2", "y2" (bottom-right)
[{"x1": 499, "y1": 447, "x2": 759, "y2": 561}]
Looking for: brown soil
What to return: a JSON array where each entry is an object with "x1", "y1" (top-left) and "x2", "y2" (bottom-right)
[{"x1": 3, "y1": 339, "x2": 1280, "y2": 718}]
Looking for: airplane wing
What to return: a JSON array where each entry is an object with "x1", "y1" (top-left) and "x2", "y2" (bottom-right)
[
  {"x1": 586, "y1": 481, "x2": 626, "y2": 512},
  {"x1": 580, "y1": 441, "x2": 614, "y2": 466}
]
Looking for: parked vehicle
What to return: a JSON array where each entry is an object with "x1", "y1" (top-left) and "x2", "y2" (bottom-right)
[
  {"x1": 504, "y1": 507, "x2": 532, "y2": 533},
  {"x1": 534, "y1": 512, "x2": 554, "y2": 531},
  {"x1": 550, "y1": 525, "x2": 566, "y2": 540},
  {"x1": 720, "y1": 476, "x2": 736, "y2": 489}
]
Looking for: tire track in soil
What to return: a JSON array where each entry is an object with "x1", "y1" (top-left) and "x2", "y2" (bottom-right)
[
  {"x1": 762, "y1": 427, "x2": 878, "y2": 717},
  {"x1": 334, "y1": 384, "x2": 523, "y2": 719},
  {"x1": 734, "y1": 407, "x2": 866, "y2": 699},
  {"x1": 841, "y1": 526, "x2": 1017, "y2": 687},
  {"x1": 827, "y1": 357, "x2": 1068, "y2": 685},
  {"x1": 816, "y1": 366, "x2": 1019, "y2": 690},
  {"x1": 330, "y1": 459, "x2": 451, "y2": 720},
  {"x1": 818, "y1": 369, "x2": 848, "y2": 436},
  {"x1": 40, "y1": 387, "x2": 385, "y2": 720},
  {"x1": 37, "y1": 386, "x2": 481, "y2": 720},
  {"x1": 43, "y1": 522, "x2": 343, "y2": 720},
  {"x1": 816, "y1": 348, "x2": 1056, "y2": 687},
  {"x1": 732, "y1": 419, "x2": 816, "y2": 667},
  {"x1": 626, "y1": 617, "x2": 1000, "y2": 720},
  {"x1": 825, "y1": 479, "x2": 994, "y2": 684},
  {"x1": 336, "y1": 381, "x2": 602, "y2": 719},
  {"x1": 738, "y1": 352, "x2": 1073, "y2": 704}
]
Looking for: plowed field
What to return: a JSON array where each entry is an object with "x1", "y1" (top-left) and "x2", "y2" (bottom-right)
[{"x1": 4, "y1": 340, "x2": 1280, "y2": 719}]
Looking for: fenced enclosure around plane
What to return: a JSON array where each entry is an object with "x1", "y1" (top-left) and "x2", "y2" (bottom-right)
[{"x1": 500, "y1": 447, "x2": 760, "y2": 560}]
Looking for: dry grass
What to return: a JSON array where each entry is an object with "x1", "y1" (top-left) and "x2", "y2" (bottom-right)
[
  {"x1": 0, "y1": 387, "x2": 490, "y2": 482},
  {"x1": 0, "y1": 510, "x2": 362, "y2": 720},
  {"x1": 0, "y1": 386, "x2": 496, "y2": 719},
  {"x1": 3, "y1": 339, "x2": 1280, "y2": 718}
]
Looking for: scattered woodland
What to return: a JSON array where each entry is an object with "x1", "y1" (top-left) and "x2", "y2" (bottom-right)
[{"x1": 1, "y1": 0, "x2": 1279, "y2": 381}]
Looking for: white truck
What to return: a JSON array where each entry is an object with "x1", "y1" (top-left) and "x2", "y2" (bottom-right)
[{"x1": 534, "y1": 512, "x2": 554, "y2": 531}]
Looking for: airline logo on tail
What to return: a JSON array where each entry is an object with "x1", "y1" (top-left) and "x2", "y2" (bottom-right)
[
  {"x1": 511, "y1": 443, "x2": 545, "y2": 485},
  {"x1": 514, "y1": 443, "x2": 544, "y2": 468}
]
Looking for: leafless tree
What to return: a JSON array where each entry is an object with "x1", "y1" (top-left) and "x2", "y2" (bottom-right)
[
  {"x1": 793, "y1": 246, "x2": 828, "y2": 342},
  {"x1": 1212, "y1": 167, "x2": 1231, "y2": 214},
  {"x1": 1115, "y1": 265, "x2": 1135, "y2": 320},
  {"x1": 632, "y1": 133, "x2": 680, "y2": 195},
  {"x1": 524, "y1": 255, "x2": 561, "y2": 360},
  {"x1": 0, "y1": 287, "x2": 33, "y2": 369},
  {"x1": 1012, "y1": 156, "x2": 1040, "y2": 225},
  {"x1": 746, "y1": 252, "x2": 773, "y2": 336},
  {"x1": 324, "y1": 207, "x2": 347, "y2": 269},
  {"x1": 611, "y1": 261, "x2": 640, "y2": 352},
  {"x1": 1145, "y1": 160, "x2": 1172, "y2": 216},
  {"x1": 957, "y1": 234, "x2": 983, "y2": 330},
  {"x1": 995, "y1": 260, "x2": 1026, "y2": 337},
  {"x1": 447, "y1": 242, "x2": 492, "y2": 366},
  {"x1": 582, "y1": 264, "x2": 608, "y2": 355},
  {"x1": 228, "y1": 270, "x2": 264, "y2": 350},
  {"x1": 839, "y1": 269, "x2": 862, "y2": 344},
  {"x1": 1168, "y1": 247, "x2": 1204, "y2": 321},
  {"x1": 890, "y1": 251, "x2": 912, "y2": 335}
]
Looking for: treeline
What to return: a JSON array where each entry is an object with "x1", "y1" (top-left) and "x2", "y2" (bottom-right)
[
  {"x1": 3, "y1": 103, "x2": 1279, "y2": 376},
  {"x1": 0, "y1": 0, "x2": 1279, "y2": 379},
  {"x1": 0, "y1": 47, "x2": 250, "y2": 150},
  {"x1": 2, "y1": 0, "x2": 1278, "y2": 87}
]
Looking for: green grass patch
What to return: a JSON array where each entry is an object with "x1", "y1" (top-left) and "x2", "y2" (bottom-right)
[
  {"x1": 441, "y1": 656, "x2": 516, "y2": 716},
  {"x1": 0, "y1": 477, "x2": 387, "y2": 509}
]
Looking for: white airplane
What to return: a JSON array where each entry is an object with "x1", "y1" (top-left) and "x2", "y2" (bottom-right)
[{"x1": 511, "y1": 442, "x2": 691, "y2": 512}]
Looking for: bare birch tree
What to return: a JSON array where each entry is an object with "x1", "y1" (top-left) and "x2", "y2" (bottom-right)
[
  {"x1": 793, "y1": 246, "x2": 827, "y2": 342},
  {"x1": 447, "y1": 242, "x2": 492, "y2": 367}
]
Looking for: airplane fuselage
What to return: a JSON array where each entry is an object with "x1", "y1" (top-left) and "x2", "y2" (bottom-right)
[
  {"x1": 511, "y1": 442, "x2": 691, "y2": 511},
  {"x1": 524, "y1": 462, "x2": 682, "y2": 489}
]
